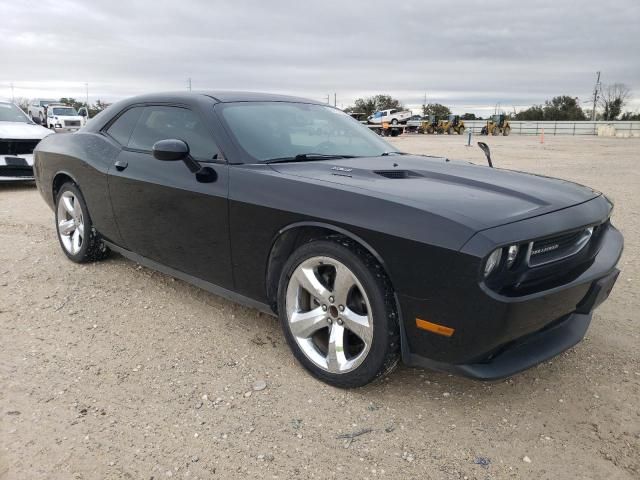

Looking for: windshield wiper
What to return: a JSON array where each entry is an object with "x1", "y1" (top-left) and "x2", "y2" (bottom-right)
[
  {"x1": 381, "y1": 151, "x2": 408, "y2": 156},
  {"x1": 263, "y1": 153, "x2": 357, "y2": 164}
]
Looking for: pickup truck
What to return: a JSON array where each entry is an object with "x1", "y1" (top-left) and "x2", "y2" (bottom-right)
[
  {"x1": 367, "y1": 108, "x2": 413, "y2": 125},
  {"x1": 28, "y1": 99, "x2": 58, "y2": 124},
  {"x1": 45, "y1": 105, "x2": 83, "y2": 132}
]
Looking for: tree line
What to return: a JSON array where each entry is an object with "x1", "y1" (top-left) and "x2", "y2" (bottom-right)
[{"x1": 345, "y1": 83, "x2": 638, "y2": 121}]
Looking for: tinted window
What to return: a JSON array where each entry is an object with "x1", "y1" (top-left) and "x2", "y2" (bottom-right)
[
  {"x1": 106, "y1": 107, "x2": 143, "y2": 146},
  {"x1": 128, "y1": 106, "x2": 218, "y2": 161}
]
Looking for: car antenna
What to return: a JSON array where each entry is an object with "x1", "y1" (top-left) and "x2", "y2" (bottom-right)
[{"x1": 477, "y1": 141, "x2": 493, "y2": 168}]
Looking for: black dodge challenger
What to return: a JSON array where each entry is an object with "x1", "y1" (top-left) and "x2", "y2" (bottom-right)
[{"x1": 33, "y1": 92, "x2": 623, "y2": 388}]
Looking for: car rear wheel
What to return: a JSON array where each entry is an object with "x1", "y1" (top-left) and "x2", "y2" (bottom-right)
[
  {"x1": 55, "y1": 182, "x2": 109, "y2": 263},
  {"x1": 278, "y1": 239, "x2": 399, "y2": 388}
]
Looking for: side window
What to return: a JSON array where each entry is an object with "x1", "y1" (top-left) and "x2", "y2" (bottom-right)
[
  {"x1": 390, "y1": 109, "x2": 397, "y2": 114},
  {"x1": 128, "y1": 106, "x2": 218, "y2": 161},
  {"x1": 106, "y1": 107, "x2": 143, "y2": 146}
]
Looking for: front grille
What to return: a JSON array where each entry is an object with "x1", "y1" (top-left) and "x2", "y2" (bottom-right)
[
  {"x1": 64, "y1": 120, "x2": 80, "y2": 127},
  {"x1": 0, "y1": 139, "x2": 40, "y2": 155},
  {"x1": 527, "y1": 226, "x2": 595, "y2": 267},
  {"x1": 0, "y1": 165, "x2": 34, "y2": 178}
]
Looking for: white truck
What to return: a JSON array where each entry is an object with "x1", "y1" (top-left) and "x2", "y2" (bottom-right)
[
  {"x1": 45, "y1": 105, "x2": 84, "y2": 132},
  {"x1": 367, "y1": 108, "x2": 413, "y2": 125},
  {"x1": 28, "y1": 98, "x2": 58, "y2": 124}
]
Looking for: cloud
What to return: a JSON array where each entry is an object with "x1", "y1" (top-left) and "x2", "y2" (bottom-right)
[{"x1": 1, "y1": 0, "x2": 639, "y2": 114}]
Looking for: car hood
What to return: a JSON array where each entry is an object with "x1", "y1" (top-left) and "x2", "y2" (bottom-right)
[
  {"x1": 269, "y1": 155, "x2": 601, "y2": 231},
  {"x1": 0, "y1": 122, "x2": 53, "y2": 140}
]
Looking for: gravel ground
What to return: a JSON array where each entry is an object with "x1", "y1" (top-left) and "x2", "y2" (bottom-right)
[{"x1": 1, "y1": 135, "x2": 639, "y2": 479}]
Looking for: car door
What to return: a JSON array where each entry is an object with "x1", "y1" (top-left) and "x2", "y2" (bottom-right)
[{"x1": 106, "y1": 104, "x2": 233, "y2": 289}]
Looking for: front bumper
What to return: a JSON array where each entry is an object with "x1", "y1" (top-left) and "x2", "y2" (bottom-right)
[
  {"x1": 52, "y1": 127, "x2": 79, "y2": 133},
  {"x1": 0, "y1": 153, "x2": 34, "y2": 181},
  {"x1": 400, "y1": 222, "x2": 623, "y2": 380}
]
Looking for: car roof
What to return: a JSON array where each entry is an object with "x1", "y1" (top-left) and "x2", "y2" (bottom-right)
[
  {"x1": 119, "y1": 91, "x2": 324, "y2": 105},
  {"x1": 83, "y1": 91, "x2": 328, "y2": 133}
]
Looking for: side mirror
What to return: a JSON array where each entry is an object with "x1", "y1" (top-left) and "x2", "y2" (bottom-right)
[
  {"x1": 477, "y1": 141, "x2": 493, "y2": 168},
  {"x1": 152, "y1": 139, "x2": 190, "y2": 162},
  {"x1": 79, "y1": 109, "x2": 87, "y2": 117},
  {"x1": 152, "y1": 139, "x2": 216, "y2": 181}
]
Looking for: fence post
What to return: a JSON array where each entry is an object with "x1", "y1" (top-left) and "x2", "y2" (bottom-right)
[
  {"x1": 535, "y1": 123, "x2": 538, "y2": 136},
  {"x1": 573, "y1": 123, "x2": 576, "y2": 136},
  {"x1": 554, "y1": 122, "x2": 557, "y2": 136}
]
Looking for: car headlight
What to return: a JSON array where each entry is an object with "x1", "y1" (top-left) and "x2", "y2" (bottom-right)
[
  {"x1": 484, "y1": 248, "x2": 502, "y2": 277},
  {"x1": 506, "y1": 245, "x2": 519, "y2": 269}
]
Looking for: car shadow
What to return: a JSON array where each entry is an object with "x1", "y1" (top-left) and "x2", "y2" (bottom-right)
[{"x1": 0, "y1": 181, "x2": 36, "y2": 191}]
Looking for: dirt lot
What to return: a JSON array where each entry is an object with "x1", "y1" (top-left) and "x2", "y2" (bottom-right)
[{"x1": 1, "y1": 135, "x2": 639, "y2": 479}]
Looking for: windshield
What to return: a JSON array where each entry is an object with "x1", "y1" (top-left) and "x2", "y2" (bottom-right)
[
  {"x1": 218, "y1": 102, "x2": 397, "y2": 162},
  {"x1": 40, "y1": 100, "x2": 56, "y2": 107},
  {"x1": 52, "y1": 107, "x2": 78, "y2": 116},
  {"x1": 0, "y1": 103, "x2": 31, "y2": 123}
]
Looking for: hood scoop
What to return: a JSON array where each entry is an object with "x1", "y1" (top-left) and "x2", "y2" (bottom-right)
[{"x1": 374, "y1": 170, "x2": 423, "y2": 179}]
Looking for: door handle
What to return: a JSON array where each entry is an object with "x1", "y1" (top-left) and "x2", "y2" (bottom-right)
[{"x1": 114, "y1": 160, "x2": 128, "y2": 171}]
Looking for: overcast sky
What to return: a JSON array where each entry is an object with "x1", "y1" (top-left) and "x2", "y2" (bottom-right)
[{"x1": 1, "y1": 0, "x2": 639, "y2": 115}]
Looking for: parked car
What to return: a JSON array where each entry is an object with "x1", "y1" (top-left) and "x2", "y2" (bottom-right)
[
  {"x1": 0, "y1": 99, "x2": 53, "y2": 181},
  {"x1": 367, "y1": 108, "x2": 412, "y2": 125},
  {"x1": 28, "y1": 98, "x2": 58, "y2": 124},
  {"x1": 45, "y1": 105, "x2": 83, "y2": 132},
  {"x1": 33, "y1": 92, "x2": 623, "y2": 388}
]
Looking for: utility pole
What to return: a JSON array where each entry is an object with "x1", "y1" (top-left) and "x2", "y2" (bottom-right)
[
  {"x1": 422, "y1": 92, "x2": 427, "y2": 115},
  {"x1": 591, "y1": 71, "x2": 601, "y2": 121},
  {"x1": 85, "y1": 82, "x2": 89, "y2": 107},
  {"x1": 325, "y1": 94, "x2": 330, "y2": 104},
  {"x1": 334, "y1": 92, "x2": 336, "y2": 107},
  {"x1": 188, "y1": 78, "x2": 192, "y2": 91}
]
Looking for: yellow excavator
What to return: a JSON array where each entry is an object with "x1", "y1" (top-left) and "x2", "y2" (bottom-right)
[
  {"x1": 481, "y1": 114, "x2": 511, "y2": 136},
  {"x1": 438, "y1": 114, "x2": 466, "y2": 135}
]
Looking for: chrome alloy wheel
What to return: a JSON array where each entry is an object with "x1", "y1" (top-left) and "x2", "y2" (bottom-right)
[
  {"x1": 285, "y1": 256, "x2": 374, "y2": 374},
  {"x1": 57, "y1": 191, "x2": 85, "y2": 255}
]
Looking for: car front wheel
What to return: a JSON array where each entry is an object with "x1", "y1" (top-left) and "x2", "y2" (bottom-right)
[
  {"x1": 55, "y1": 182, "x2": 109, "y2": 263},
  {"x1": 278, "y1": 239, "x2": 399, "y2": 388}
]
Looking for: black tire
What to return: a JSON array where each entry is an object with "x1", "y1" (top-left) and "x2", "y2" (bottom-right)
[
  {"x1": 458, "y1": 126, "x2": 465, "y2": 135},
  {"x1": 55, "y1": 182, "x2": 109, "y2": 263},
  {"x1": 391, "y1": 118, "x2": 398, "y2": 125},
  {"x1": 503, "y1": 127, "x2": 511, "y2": 136},
  {"x1": 277, "y1": 238, "x2": 400, "y2": 388},
  {"x1": 492, "y1": 127, "x2": 501, "y2": 136}
]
